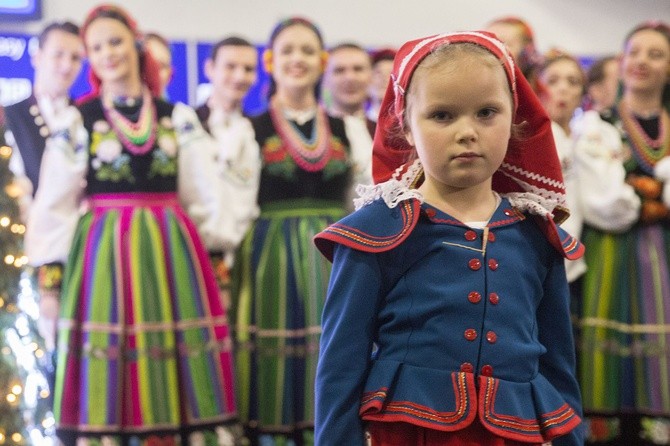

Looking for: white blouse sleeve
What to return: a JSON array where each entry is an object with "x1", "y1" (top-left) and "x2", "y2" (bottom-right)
[
  {"x1": 24, "y1": 106, "x2": 88, "y2": 266},
  {"x1": 173, "y1": 102, "x2": 225, "y2": 251},
  {"x1": 210, "y1": 115, "x2": 261, "y2": 254},
  {"x1": 572, "y1": 110, "x2": 641, "y2": 232},
  {"x1": 343, "y1": 115, "x2": 373, "y2": 211}
]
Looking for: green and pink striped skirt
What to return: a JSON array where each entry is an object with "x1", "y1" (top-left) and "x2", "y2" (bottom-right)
[{"x1": 54, "y1": 192, "x2": 237, "y2": 441}]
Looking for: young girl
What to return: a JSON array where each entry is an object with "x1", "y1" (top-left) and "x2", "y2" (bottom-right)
[
  {"x1": 313, "y1": 32, "x2": 584, "y2": 446},
  {"x1": 24, "y1": 4, "x2": 239, "y2": 445},
  {"x1": 578, "y1": 21, "x2": 670, "y2": 445},
  {"x1": 538, "y1": 50, "x2": 590, "y2": 286}
]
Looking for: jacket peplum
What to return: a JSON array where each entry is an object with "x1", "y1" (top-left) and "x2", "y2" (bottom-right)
[{"x1": 313, "y1": 197, "x2": 584, "y2": 446}]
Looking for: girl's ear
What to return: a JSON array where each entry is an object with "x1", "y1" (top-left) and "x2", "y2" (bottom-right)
[
  {"x1": 262, "y1": 49, "x2": 273, "y2": 74},
  {"x1": 320, "y1": 51, "x2": 329, "y2": 72},
  {"x1": 204, "y1": 58, "x2": 214, "y2": 81},
  {"x1": 405, "y1": 129, "x2": 415, "y2": 147}
]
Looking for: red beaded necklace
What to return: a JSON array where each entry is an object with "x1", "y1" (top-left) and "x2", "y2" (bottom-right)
[
  {"x1": 618, "y1": 101, "x2": 670, "y2": 174},
  {"x1": 269, "y1": 96, "x2": 333, "y2": 172},
  {"x1": 102, "y1": 88, "x2": 157, "y2": 155}
]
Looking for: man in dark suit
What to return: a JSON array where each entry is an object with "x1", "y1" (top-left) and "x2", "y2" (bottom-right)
[
  {"x1": 5, "y1": 21, "x2": 84, "y2": 221},
  {"x1": 4, "y1": 22, "x2": 83, "y2": 371}
]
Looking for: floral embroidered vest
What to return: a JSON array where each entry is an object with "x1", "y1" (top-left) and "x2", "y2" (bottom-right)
[
  {"x1": 79, "y1": 97, "x2": 179, "y2": 195},
  {"x1": 250, "y1": 110, "x2": 352, "y2": 206}
]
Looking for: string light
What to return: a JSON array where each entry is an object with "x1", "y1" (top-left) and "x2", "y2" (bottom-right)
[
  {"x1": 4, "y1": 182, "x2": 21, "y2": 199},
  {"x1": 1, "y1": 142, "x2": 52, "y2": 443},
  {"x1": 0, "y1": 145, "x2": 11, "y2": 158},
  {"x1": 10, "y1": 224, "x2": 25, "y2": 234}
]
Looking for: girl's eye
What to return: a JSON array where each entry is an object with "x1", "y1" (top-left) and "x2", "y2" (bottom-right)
[
  {"x1": 545, "y1": 77, "x2": 559, "y2": 86},
  {"x1": 649, "y1": 49, "x2": 667, "y2": 60},
  {"x1": 430, "y1": 111, "x2": 451, "y2": 121},
  {"x1": 568, "y1": 77, "x2": 582, "y2": 87},
  {"x1": 110, "y1": 37, "x2": 123, "y2": 46},
  {"x1": 479, "y1": 108, "x2": 497, "y2": 118}
]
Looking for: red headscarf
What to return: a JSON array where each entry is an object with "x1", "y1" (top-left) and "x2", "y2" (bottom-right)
[{"x1": 371, "y1": 31, "x2": 568, "y2": 224}]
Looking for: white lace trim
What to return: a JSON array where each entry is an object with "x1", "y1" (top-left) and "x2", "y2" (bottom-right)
[
  {"x1": 353, "y1": 159, "x2": 560, "y2": 220},
  {"x1": 502, "y1": 192, "x2": 556, "y2": 220},
  {"x1": 353, "y1": 159, "x2": 424, "y2": 210}
]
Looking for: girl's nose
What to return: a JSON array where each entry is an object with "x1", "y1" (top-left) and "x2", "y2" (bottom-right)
[{"x1": 455, "y1": 120, "x2": 477, "y2": 144}]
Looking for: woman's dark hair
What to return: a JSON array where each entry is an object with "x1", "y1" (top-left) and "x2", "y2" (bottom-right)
[{"x1": 586, "y1": 55, "x2": 617, "y2": 88}]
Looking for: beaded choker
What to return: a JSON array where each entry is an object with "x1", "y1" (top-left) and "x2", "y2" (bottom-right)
[
  {"x1": 618, "y1": 101, "x2": 670, "y2": 175},
  {"x1": 102, "y1": 88, "x2": 157, "y2": 155},
  {"x1": 269, "y1": 96, "x2": 333, "y2": 172}
]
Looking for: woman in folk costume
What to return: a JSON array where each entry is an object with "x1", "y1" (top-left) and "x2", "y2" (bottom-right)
[
  {"x1": 24, "y1": 4, "x2": 240, "y2": 445},
  {"x1": 577, "y1": 21, "x2": 670, "y2": 446},
  {"x1": 313, "y1": 31, "x2": 584, "y2": 445},
  {"x1": 230, "y1": 16, "x2": 357, "y2": 446},
  {"x1": 486, "y1": 16, "x2": 544, "y2": 97}
]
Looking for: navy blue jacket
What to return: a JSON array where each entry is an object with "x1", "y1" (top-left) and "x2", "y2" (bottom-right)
[{"x1": 313, "y1": 197, "x2": 584, "y2": 445}]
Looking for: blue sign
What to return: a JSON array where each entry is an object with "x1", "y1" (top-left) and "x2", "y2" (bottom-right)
[
  {"x1": 0, "y1": 32, "x2": 35, "y2": 105},
  {"x1": 0, "y1": 32, "x2": 268, "y2": 114},
  {"x1": 0, "y1": 33, "x2": 189, "y2": 106},
  {"x1": 0, "y1": 0, "x2": 42, "y2": 21}
]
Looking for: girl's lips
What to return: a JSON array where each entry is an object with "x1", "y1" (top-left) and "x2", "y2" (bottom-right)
[
  {"x1": 453, "y1": 152, "x2": 481, "y2": 160},
  {"x1": 629, "y1": 70, "x2": 649, "y2": 79}
]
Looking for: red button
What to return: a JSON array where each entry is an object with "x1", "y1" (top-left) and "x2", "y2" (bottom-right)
[
  {"x1": 488, "y1": 259, "x2": 498, "y2": 270},
  {"x1": 481, "y1": 365, "x2": 494, "y2": 376},
  {"x1": 464, "y1": 329, "x2": 477, "y2": 341},
  {"x1": 468, "y1": 259, "x2": 482, "y2": 270},
  {"x1": 464, "y1": 230, "x2": 477, "y2": 241},
  {"x1": 460, "y1": 362, "x2": 474, "y2": 373},
  {"x1": 489, "y1": 293, "x2": 500, "y2": 305},
  {"x1": 425, "y1": 208, "x2": 436, "y2": 218},
  {"x1": 503, "y1": 209, "x2": 514, "y2": 216},
  {"x1": 468, "y1": 291, "x2": 482, "y2": 304},
  {"x1": 486, "y1": 331, "x2": 497, "y2": 343},
  {"x1": 488, "y1": 232, "x2": 496, "y2": 242}
]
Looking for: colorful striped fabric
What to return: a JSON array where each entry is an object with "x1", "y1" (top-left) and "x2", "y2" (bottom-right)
[
  {"x1": 232, "y1": 200, "x2": 345, "y2": 440},
  {"x1": 579, "y1": 224, "x2": 670, "y2": 414},
  {"x1": 54, "y1": 193, "x2": 237, "y2": 437}
]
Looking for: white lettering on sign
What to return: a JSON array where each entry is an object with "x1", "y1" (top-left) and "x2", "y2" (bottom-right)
[
  {"x1": 0, "y1": 78, "x2": 32, "y2": 106},
  {"x1": 27, "y1": 36, "x2": 38, "y2": 58},
  {"x1": 0, "y1": 37, "x2": 28, "y2": 61}
]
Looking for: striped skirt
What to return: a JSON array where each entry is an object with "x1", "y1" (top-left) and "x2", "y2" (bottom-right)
[
  {"x1": 232, "y1": 199, "x2": 345, "y2": 439},
  {"x1": 579, "y1": 223, "x2": 670, "y2": 415},
  {"x1": 54, "y1": 193, "x2": 237, "y2": 439}
]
